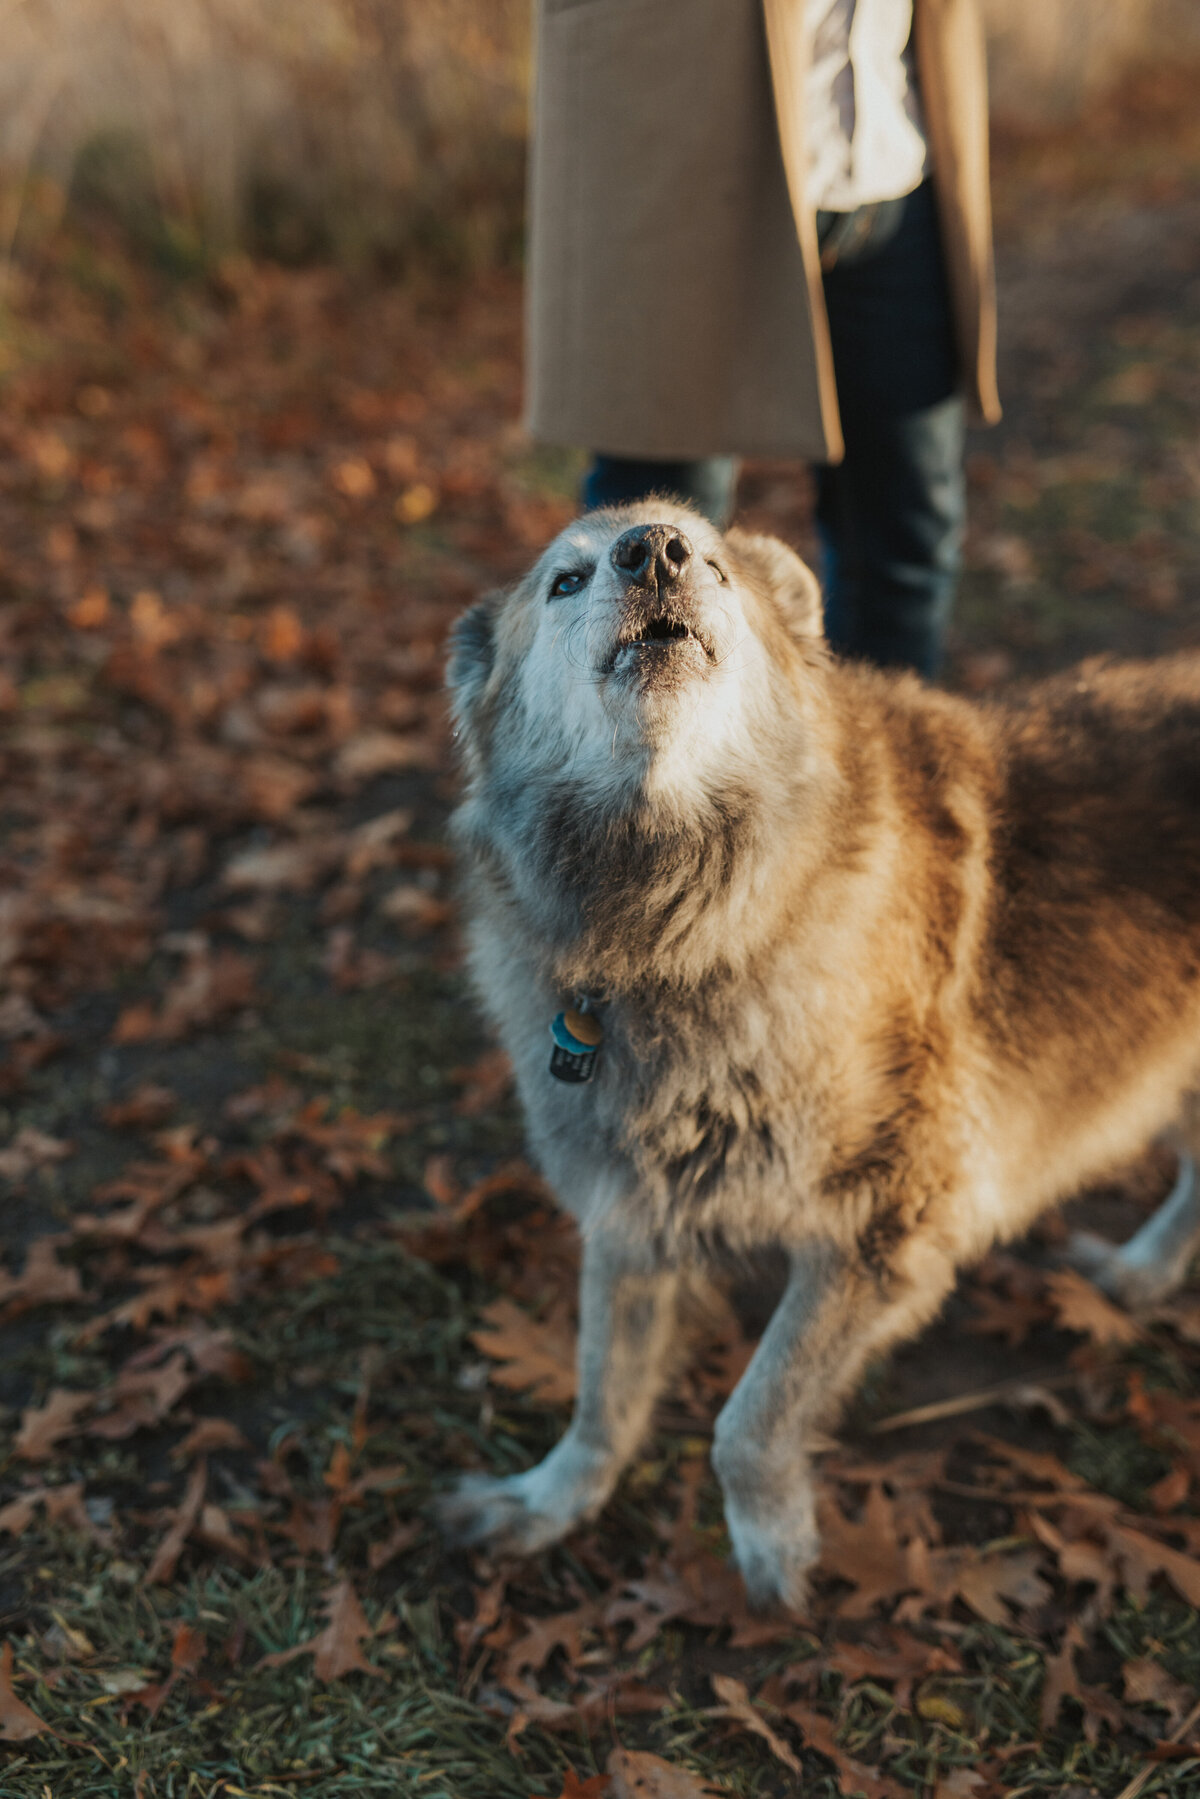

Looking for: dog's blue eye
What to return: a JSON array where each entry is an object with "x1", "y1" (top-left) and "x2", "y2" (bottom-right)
[{"x1": 550, "y1": 571, "x2": 585, "y2": 598}]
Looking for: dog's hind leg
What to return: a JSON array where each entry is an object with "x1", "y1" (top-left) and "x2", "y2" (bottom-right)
[
  {"x1": 711, "y1": 1235, "x2": 958, "y2": 1613},
  {"x1": 1066, "y1": 1144, "x2": 1200, "y2": 1310},
  {"x1": 438, "y1": 1226, "x2": 682, "y2": 1556}
]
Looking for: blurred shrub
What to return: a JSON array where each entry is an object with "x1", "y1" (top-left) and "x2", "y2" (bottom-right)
[
  {"x1": 0, "y1": 0, "x2": 1195, "y2": 273},
  {"x1": 982, "y1": 0, "x2": 1200, "y2": 126},
  {"x1": 0, "y1": 0, "x2": 529, "y2": 273}
]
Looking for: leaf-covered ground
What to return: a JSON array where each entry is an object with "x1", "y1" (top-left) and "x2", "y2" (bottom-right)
[{"x1": 2, "y1": 69, "x2": 1200, "y2": 1799}]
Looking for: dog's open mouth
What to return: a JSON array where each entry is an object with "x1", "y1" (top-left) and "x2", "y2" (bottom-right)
[
  {"x1": 623, "y1": 614, "x2": 693, "y2": 648},
  {"x1": 609, "y1": 601, "x2": 714, "y2": 671}
]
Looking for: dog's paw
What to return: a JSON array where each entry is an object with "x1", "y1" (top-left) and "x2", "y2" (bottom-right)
[
  {"x1": 723, "y1": 1498, "x2": 819, "y2": 1615},
  {"x1": 437, "y1": 1440, "x2": 615, "y2": 1557},
  {"x1": 436, "y1": 1470, "x2": 572, "y2": 1556}
]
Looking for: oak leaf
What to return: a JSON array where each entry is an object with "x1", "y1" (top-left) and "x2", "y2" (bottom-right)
[
  {"x1": 0, "y1": 1481, "x2": 109, "y2": 1545},
  {"x1": 1123, "y1": 1656, "x2": 1196, "y2": 1733},
  {"x1": 1028, "y1": 1511, "x2": 1114, "y2": 1605},
  {"x1": 259, "y1": 1579, "x2": 381, "y2": 1680},
  {"x1": 818, "y1": 1482, "x2": 920, "y2": 1616},
  {"x1": 902, "y1": 1542, "x2": 1052, "y2": 1627},
  {"x1": 471, "y1": 1297, "x2": 577, "y2": 1405},
  {"x1": 1045, "y1": 1269, "x2": 1142, "y2": 1345},
  {"x1": 0, "y1": 1236, "x2": 83, "y2": 1315},
  {"x1": 88, "y1": 1350, "x2": 193, "y2": 1439},
  {"x1": 821, "y1": 1628, "x2": 960, "y2": 1709},
  {"x1": 1107, "y1": 1521, "x2": 1200, "y2": 1607},
  {"x1": 605, "y1": 1549, "x2": 789, "y2": 1652},
  {"x1": 1040, "y1": 1621, "x2": 1086, "y2": 1730},
  {"x1": 782, "y1": 1699, "x2": 905, "y2": 1798},
  {"x1": 964, "y1": 1283, "x2": 1048, "y2": 1347},
  {"x1": 499, "y1": 1603, "x2": 601, "y2": 1691},
  {"x1": 15, "y1": 1388, "x2": 92, "y2": 1461}
]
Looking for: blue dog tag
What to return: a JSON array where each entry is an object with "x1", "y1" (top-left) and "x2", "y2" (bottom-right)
[{"x1": 549, "y1": 1009, "x2": 601, "y2": 1083}]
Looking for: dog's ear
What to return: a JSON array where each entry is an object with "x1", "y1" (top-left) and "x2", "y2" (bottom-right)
[
  {"x1": 446, "y1": 593, "x2": 499, "y2": 709},
  {"x1": 724, "y1": 530, "x2": 823, "y2": 640}
]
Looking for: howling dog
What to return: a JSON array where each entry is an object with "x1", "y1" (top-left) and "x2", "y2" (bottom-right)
[{"x1": 441, "y1": 501, "x2": 1200, "y2": 1610}]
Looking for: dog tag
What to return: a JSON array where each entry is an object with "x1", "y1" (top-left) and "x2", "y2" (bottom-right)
[
  {"x1": 549, "y1": 1009, "x2": 601, "y2": 1083},
  {"x1": 562, "y1": 1007, "x2": 603, "y2": 1048}
]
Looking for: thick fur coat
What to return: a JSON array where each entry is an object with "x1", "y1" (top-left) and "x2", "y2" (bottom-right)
[{"x1": 441, "y1": 501, "x2": 1200, "y2": 1608}]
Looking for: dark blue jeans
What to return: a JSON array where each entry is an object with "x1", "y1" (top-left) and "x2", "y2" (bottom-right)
[{"x1": 582, "y1": 180, "x2": 965, "y2": 678}]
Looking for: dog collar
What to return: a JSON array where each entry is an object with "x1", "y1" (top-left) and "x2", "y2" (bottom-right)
[{"x1": 549, "y1": 992, "x2": 604, "y2": 1084}]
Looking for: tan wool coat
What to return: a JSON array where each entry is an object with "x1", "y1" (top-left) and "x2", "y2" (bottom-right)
[{"x1": 525, "y1": 0, "x2": 1001, "y2": 464}]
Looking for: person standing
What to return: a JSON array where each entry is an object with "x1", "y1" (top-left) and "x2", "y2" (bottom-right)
[{"x1": 524, "y1": 0, "x2": 1001, "y2": 677}]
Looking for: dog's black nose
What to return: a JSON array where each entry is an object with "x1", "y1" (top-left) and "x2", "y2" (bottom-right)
[{"x1": 611, "y1": 524, "x2": 692, "y2": 587}]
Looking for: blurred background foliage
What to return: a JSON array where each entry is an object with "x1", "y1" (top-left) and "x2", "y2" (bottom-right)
[
  {"x1": 0, "y1": 0, "x2": 1197, "y2": 277},
  {"x1": 0, "y1": 0, "x2": 530, "y2": 274}
]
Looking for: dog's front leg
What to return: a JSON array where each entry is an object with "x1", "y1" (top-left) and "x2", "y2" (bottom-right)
[
  {"x1": 439, "y1": 1228, "x2": 681, "y2": 1555},
  {"x1": 712, "y1": 1241, "x2": 955, "y2": 1612}
]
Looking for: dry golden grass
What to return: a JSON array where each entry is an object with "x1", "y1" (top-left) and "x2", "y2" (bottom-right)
[
  {"x1": 0, "y1": 0, "x2": 529, "y2": 267},
  {"x1": 0, "y1": 0, "x2": 1196, "y2": 267}
]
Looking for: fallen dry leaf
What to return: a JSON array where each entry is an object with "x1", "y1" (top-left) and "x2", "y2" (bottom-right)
[
  {"x1": 378, "y1": 882, "x2": 451, "y2": 933},
  {"x1": 1107, "y1": 1521, "x2": 1200, "y2": 1608},
  {"x1": 335, "y1": 729, "x2": 438, "y2": 782},
  {"x1": 146, "y1": 1458, "x2": 208, "y2": 1586},
  {"x1": 15, "y1": 1388, "x2": 92, "y2": 1462},
  {"x1": 605, "y1": 1748, "x2": 723, "y2": 1799},
  {"x1": 707, "y1": 1672, "x2": 803, "y2": 1775},
  {"x1": 0, "y1": 1127, "x2": 73, "y2": 1182},
  {"x1": 366, "y1": 1517, "x2": 421, "y2": 1572},
  {"x1": 552, "y1": 1772, "x2": 609, "y2": 1799},
  {"x1": 818, "y1": 1482, "x2": 920, "y2": 1616},
  {"x1": 0, "y1": 1642, "x2": 52, "y2": 1742},
  {"x1": 172, "y1": 1417, "x2": 251, "y2": 1460},
  {"x1": 1046, "y1": 1269, "x2": 1142, "y2": 1345},
  {"x1": 933, "y1": 1774, "x2": 990, "y2": 1798},
  {"x1": 1123, "y1": 1656, "x2": 1197, "y2": 1732},
  {"x1": 498, "y1": 1603, "x2": 601, "y2": 1694},
  {"x1": 112, "y1": 941, "x2": 257, "y2": 1043},
  {"x1": 0, "y1": 1236, "x2": 83, "y2": 1315},
  {"x1": 819, "y1": 1628, "x2": 960, "y2": 1709},
  {"x1": 88, "y1": 1350, "x2": 194, "y2": 1440},
  {"x1": 1041, "y1": 1621, "x2": 1088, "y2": 1731},
  {"x1": 471, "y1": 1297, "x2": 577, "y2": 1405},
  {"x1": 781, "y1": 1699, "x2": 905, "y2": 1798},
  {"x1": 221, "y1": 837, "x2": 345, "y2": 893},
  {"x1": 0, "y1": 1482, "x2": 110, "y2": 1546},
  {"x1": 927, "y1": 1544, "x2": 1052, "y2": 1628},
  {"x1": 965, "y1": 1281, "x2": 1049, "y2": 1347},
  {"x1": 103, "y1": 1083, "x2": 179, "y2": 1129},
  {"x1": 259, "y1": 1578, "x2": 381, "y2": 1680}
]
